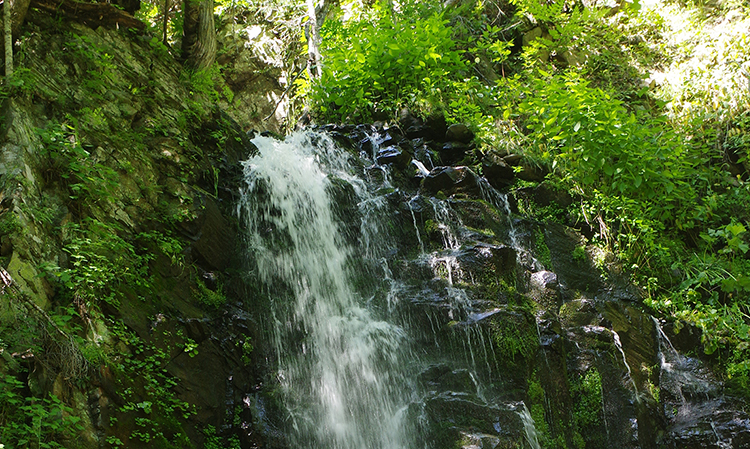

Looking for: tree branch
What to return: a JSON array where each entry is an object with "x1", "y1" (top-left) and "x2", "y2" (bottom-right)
[{"x1": 29, "y1": 0, "x2": 145, "y2": 30}]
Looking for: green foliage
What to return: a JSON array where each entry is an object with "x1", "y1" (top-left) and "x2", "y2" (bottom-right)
[
  {"x1": 526, "y1": 377, "x2": 553, "y2": 448},
  {"x1": 0, "y1": 371, "x2": 83, "y2": 448},
  {"x1": 53, "y1": 221, "x2": 186, "y2": 313},
  {"x1": 490, "y1": 308, "x2": 538, "y2": 362},
  {"x1": 0, "y1": 212, "x2": 21, "y2": 236},
  {"x1": 236, "y1": 338, "x2": 254, "y2": 364},
  {"x1": 1, "y1": 68, "x2": 37, "y2": 97},
  {"x1": 534, "y1": 228, "x2": 552, "y2": 268},
  {"x1": 193, "y1": 277, "x2": 227, "y2": 309},
  {"x1": 570, "y1": 368, "x2": 603, "y2": 444},
  {"x1": 182, "y1": 66, "x2": 234, "y2": 122},
  {"x1": 139, "y1": 231, "x2": 185, "y2": 268},
  {"x1": 37, "y1": 120, "x2": 119, "y2": 210},
  {"x1": 202, "y1": 425, "x2": 241, "y2": 449},
  {"x1": 571, "y1": 245, "x2": 586, "y2": 263},
  {"x1": 727, "y1": 349, "x2": 750, "y2": 397},
  {"x1": 309, "y1": 10, "x2": 466, "y2": 121},
  {"x1": 516, "y1": 71, "x2": 694, "y2": 213},
  {"x1": 66, "y1": 33, "x2": 119, "y2": 101},
  {"x1": 57, "y1": 220, "x2": 152, "y2": 307},
  {"x1": 111, "y1": 323, "x2": 195, "y2": 448}
]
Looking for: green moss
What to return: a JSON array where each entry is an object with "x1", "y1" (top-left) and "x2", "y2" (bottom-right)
[
  {"x1": 727, "y1": 356, "x2": 750, "y2": 398},
  {"x1": 527, "y1": 378, "x2": 553, "y2": 448},
  {"x1": 193, "y1": 277, "x2": 227, "y2": 309},
  {"x1": 571, "y1": 245, "x2": 586, "y2": 263},
  {"x1": 237, "y1": 338, "x2": 254, "y2": 364},
  {"x1": 0, "y1": 212, "x2": 21, "y2": 236},
  {"x1": 534, "y1": 228, "x2": 552, "y2": 268},
  {"x1": 490, "y1": 309, "x2": 538, "y2": 363},
  {"x1": 570, "y1": 367, "x2": 604, "y2": 447}
]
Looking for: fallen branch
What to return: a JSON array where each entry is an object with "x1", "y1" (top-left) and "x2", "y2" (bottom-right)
[
  {"x1": 28, "y1": 0, "x2": 145, "y2": 30},
  {"x1": 263, "y1": 62, "x2": 306, "y2": 122},
  {"x1": 1, "y1": 266, "x2": 91, "y2": 380}
]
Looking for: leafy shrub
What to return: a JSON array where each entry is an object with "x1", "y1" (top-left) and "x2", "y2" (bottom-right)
[
  {"x1": 571, "y1": 368, "x2": 603, "y2": 445},
  {"x1": 309, "y1": 11, "x2": 466, "y2": 121},
  {"x1": 517, "y1": 71, "x2": 695, "y2": 214},
  {"x1": 57, "y1": 220, "x2": 151, "y2": 308},
  {"x1": 0, "y1": 372, "x2": 83, "y2": 448},
  {"x1": 111, "y1": 323, "x2": 195, "y2": 448},
  {"x1": 38, "y1": 120, "x2": 119, "y2": 211},
  {"x1": 193, "y1": 277, "x2": 227, "y2": 309}
]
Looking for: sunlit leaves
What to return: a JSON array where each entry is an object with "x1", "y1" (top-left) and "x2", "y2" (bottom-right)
[
  {"x1": 518, "y1": 71, "x2": 696, "y2": 216},
  {"x1": 310, "y1": 10, "x2": 465, "y2": 121}
]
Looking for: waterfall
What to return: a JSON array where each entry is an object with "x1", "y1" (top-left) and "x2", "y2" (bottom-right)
[
  {"x1": 519, "y1": 403, "x2": 542, "y2": 449},
  {"x1": 238, "y1": 131, "x2": 414, "y2": 449},
  {"x1": 612, "y1": 330, "x2": 640, "y2": 401}
]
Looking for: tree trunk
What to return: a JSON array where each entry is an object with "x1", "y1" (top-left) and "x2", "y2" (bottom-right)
[
  {"x1": 10, "y1": 0, "x2": 28, "y2": 37},
  {"x1": 305, "y1": 0, "x2": 337, "y2": 80},
  {"x1": 4, "y1": 0, "x2": 12, "y2": 78},
  {"x1": 162, "y1": 0, "x2": 169, "y2": 45},
  {"x1": 305, "y1": 0, "x2": 322, "y2": 80},
  {"x1": 28, "y1": 0, "x2": 144, "y2": 30},
  {"x1": 182, "y1": 0, "x2": 216, "y2": 70}
]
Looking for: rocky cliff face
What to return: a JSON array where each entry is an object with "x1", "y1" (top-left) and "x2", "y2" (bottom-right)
[{"x1": 0, "y1": 11, "x2": 277, "y2": 449}]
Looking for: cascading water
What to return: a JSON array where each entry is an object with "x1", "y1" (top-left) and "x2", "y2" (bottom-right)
[
  {"x1": 229, "y1": 126, "x2": 741, "y2": 449},
  {"x1": 238, "y1": 132, "x2": 415, "y2": 448},
  {"x1": 612, "y1": 330, "x2": 640, "y2": 401},
  {"x1": 519, "y1": 403, "x2": 542, "y2": 449}
]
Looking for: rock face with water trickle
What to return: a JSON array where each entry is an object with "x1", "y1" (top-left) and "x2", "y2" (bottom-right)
[
  {"x1": 482, "y1": 150, "x2": 516, "y2": 189},
  {"x1": 422, "y1": 166, "x2": 481, "y2": 196}
]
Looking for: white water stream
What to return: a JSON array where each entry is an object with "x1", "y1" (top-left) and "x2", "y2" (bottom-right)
[
  {"x1": 238, "y1": 132, "x2": 413, "y2": 449},
  {"x1": 519, "y1": 403, "x2": 542, "y2": 449},
  {"x1": 612, "y1": 330, "x2": 640, "y2": 402}
]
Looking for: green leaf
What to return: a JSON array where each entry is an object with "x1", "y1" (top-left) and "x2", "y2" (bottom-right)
[{"x1": 727, "y1": 222, "x2": 746, "y2": 237}]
